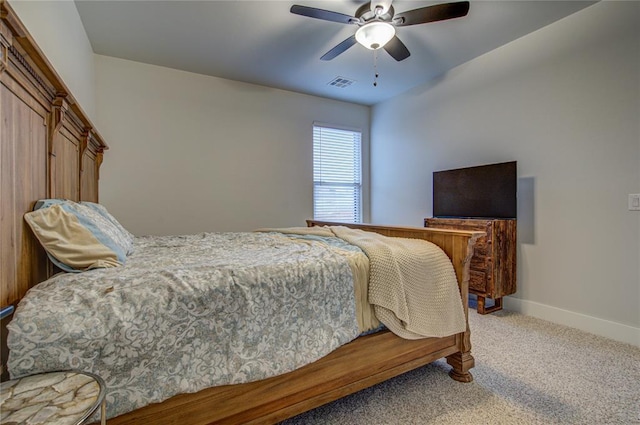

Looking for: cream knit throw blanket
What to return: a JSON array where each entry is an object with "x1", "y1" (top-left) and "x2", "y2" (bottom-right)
[
  {"x1": 330, "y1": 226, "x2": 466, "y2": 339},
  {"x1": 258, "y1": 226, "x2": 466, "y2": 339}
]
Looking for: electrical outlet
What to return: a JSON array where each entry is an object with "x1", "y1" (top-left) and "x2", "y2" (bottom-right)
[{"x1": 629, "y1": 194, "x2": 640, "y2": 211}]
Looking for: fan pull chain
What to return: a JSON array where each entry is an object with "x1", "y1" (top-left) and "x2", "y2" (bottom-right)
[{"x1": 373, "y1": 49, "x2": 379, "y2": 87}]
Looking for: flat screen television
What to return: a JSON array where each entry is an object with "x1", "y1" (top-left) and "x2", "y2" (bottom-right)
[{"x1": 433, "y1": 161, "x2": 517, "y2": 219}]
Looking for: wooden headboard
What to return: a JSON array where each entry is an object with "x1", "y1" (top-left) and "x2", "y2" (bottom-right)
[{"x1": 0, "y1": 0, "x2": 108, "y2": 379}]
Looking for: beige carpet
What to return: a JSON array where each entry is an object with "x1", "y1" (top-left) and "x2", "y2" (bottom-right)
[{"x1": 280, "y1": 310, "x2": 640, "y2": 424}]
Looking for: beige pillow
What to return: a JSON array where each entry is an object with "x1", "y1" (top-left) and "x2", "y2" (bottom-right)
[{"x1": 24, "y1": 204, "x2": 122, "y2": 272}]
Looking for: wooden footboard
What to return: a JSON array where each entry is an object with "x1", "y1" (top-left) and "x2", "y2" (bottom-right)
[
  {"x1": 108, "y1": 222, "x2": 482, "y2": 425},
  {"x1": 308, "y1": 220, "x2": 482, "y2": 384}
]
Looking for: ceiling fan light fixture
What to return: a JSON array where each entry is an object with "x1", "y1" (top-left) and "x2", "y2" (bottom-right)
[{"x1": 355, "y1": 21, "x2": 395, "y2": 50}]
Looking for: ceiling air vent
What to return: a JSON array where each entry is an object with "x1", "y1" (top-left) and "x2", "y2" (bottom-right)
[{"x1": 327, "y1": 76, "x2": 355, "y2": 88}]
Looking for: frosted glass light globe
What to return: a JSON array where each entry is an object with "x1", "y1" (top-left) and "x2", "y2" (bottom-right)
[{"x1": 355, "y1": 22, "x2": 396, "y2": 50}]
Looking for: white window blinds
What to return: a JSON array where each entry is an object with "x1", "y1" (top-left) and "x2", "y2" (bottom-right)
[{"x1": 313, "y1": 125, "x2": 362, "y2": 223}]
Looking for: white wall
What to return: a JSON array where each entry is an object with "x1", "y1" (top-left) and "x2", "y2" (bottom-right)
[
  {"x1": 95, "y1": 55, "x2": 370, "y2": 235},
  {"x1": 371, "y1": 2, "x2": 640, "y2": 345},
  {"x1": 8, "y1": 0, "x2": 97, "y2": 121}
]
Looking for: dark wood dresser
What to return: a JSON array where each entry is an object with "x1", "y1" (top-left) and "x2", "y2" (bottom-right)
[{"x1": 424, "y1": 218, "x2": 517, "y2": 314}]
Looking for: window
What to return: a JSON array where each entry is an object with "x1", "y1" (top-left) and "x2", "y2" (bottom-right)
[{"x1": 313, "y1": 124, "x2": 362, "y2": 223}]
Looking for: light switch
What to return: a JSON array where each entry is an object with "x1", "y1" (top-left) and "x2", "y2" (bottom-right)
[{"x1": 629, "y1": 194, "x2": 640, "y2": 211}]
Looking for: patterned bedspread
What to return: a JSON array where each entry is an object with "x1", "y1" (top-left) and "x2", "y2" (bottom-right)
[{"x1": 7, "y1": 232, "x2": 363, "y2": 419}]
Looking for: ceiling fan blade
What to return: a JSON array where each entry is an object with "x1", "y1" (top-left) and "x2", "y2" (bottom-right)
[
  {"x1": 290, "y1": 5, "x2": 357, "y2": 24},
  {"x1": 393, "y1": 1, "x2": 469, "y2": 27},
  {"x1": 383, "y1": 36, "x2": 410, "y2": 61},
  {"x1": 321, "y1": 35, "x2": 358, "y2": 61}
]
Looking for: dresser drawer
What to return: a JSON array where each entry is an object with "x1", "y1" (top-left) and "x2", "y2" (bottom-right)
[
  {"x1": 470, "y1": 236, "x2": 490, "y2": 257},
  {"x1": 469, "y1": 270, "x2": 487, "y2": 292},
  {"x1": 470, "y1": 253, "x2": 491, "y2": 271}
]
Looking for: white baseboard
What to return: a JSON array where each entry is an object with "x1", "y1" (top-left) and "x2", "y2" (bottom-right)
[{"x1": 503, "y1": 297, "x2": 640, "y2": 347}]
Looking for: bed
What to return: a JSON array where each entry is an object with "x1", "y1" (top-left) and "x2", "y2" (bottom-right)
[{"x1": 0, "y1": 2, "x2": 483, "y2": 424}]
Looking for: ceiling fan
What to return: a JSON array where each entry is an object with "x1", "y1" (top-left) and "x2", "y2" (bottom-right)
[{"x1": 290, "y1": 0, "x2": 470, "y2": 62}]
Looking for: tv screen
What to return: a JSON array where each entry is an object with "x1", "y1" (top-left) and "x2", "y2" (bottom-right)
[{"x1": 433, "y1": 161, "x2": 517, "y2": 219}]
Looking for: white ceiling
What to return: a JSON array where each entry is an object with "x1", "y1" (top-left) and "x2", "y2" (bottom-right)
[{"x1": 75, "y1": 0, "x2": 596, "y2": 106}]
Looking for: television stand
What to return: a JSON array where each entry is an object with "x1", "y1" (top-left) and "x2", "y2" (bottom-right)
[{"x1": 424, "y1": 218, "x2": 517, "y2": 314}]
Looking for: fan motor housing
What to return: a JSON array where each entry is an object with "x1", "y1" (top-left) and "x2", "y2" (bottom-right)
[{"x1": 355, "y1": 3, "x2": 395, "y2": 23}]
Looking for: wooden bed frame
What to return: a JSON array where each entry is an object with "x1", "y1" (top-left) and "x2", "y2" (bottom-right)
[{"x1": 0, "y1": 2, "x2": 483, "y2": 423}]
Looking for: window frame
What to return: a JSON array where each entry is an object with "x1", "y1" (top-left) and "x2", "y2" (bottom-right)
[{"x1": 312, "y1": 122, "x2": 363, "y2": 224}]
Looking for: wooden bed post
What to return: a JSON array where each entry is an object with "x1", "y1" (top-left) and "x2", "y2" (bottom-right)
[
  {"x1": 446, "y1": 339, "x2": 475, "y2": 382},
  {"x1": 446, "y1": 231, "x2": 477, "y2": 382}
]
